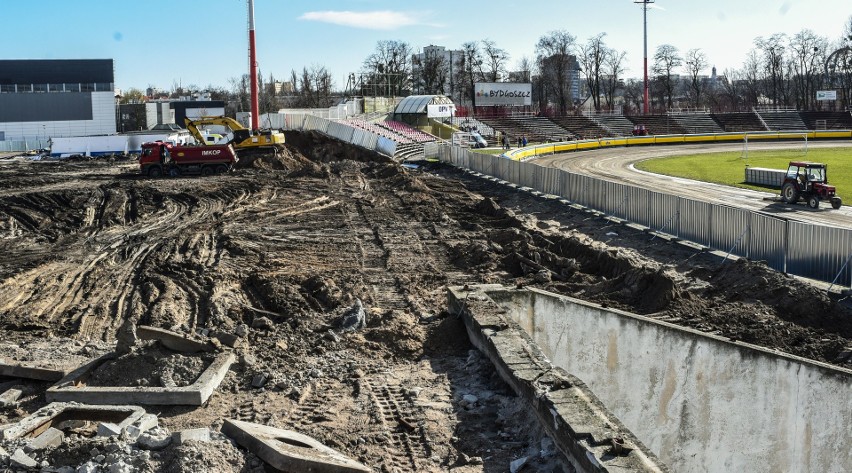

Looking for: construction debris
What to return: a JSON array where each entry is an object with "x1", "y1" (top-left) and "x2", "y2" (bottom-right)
[
  {"x1": 221, "y1": 419, "x2": 371, "y2": 473},
  {"x1": 0, "y1": 132, "x2": 849, "y2": 471}
]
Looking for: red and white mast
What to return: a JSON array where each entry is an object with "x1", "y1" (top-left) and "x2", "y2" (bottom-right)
[{"x1": 248, "y1": 0, "x2": 259, "y2": 130}]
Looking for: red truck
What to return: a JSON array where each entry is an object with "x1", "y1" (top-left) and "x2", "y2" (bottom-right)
[{"x1": 139, "y1": 141, "x2": 238, "y2": 177}]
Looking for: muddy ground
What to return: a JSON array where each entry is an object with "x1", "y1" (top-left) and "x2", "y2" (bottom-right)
[{"x1": 0, "y1": 131, "x2": 850, "y2": 472}]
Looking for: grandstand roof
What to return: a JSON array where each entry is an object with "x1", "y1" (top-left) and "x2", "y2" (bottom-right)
[{"x1": 394, "y1": 95, "x2": 453, "y2": 115}]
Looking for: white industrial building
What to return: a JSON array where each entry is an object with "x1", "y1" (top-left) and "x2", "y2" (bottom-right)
[{"x1": 0, "y1": 59, "x2": 116, "y2": 141}]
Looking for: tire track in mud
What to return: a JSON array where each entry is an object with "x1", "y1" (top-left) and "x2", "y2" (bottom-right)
[{"x1": 0, "y1": 179, "x2": 272, "y2": 340}]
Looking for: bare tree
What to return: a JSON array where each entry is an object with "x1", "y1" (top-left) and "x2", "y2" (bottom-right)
[
  {"x1": 362, "y1": 40, "x2": 412, "y2": 97},
  {"x1": 289, "y1": 66, "x2": 334, "y2": 108},
  {"x1": 755, "y1": 34, "x2": 787, "y2": 106},
  {"x1": 536, "y1": 29, "x2": 577, "y2": 115},
  {"x1": 832, "y1": 16, "x2": 852, "y2": 108},
  {"x1": 652, "y1": 44, "x2": 682, "y2": 110},
  {"x1": 579, "y1": 34, "x2": 607, "y2": 111},
  {"x1": 515, "y1": 56, "x2": 534, "y2": 83},
  {"x1": 684, "y1": 48, "x2": 708, "y2": 107},
  {"x1": 741, "y1": 50, "x2": 762, "y2": 108},
  {"x1": 412, "y1": 49, "x2": 449, "y2": 95},
  {"x1": 481, "y1": 39, "x2": 510, "y2": 82},
  {"x1": 228, "y1": 75, "x2": 250, "y2": 113},
  {"x1": 455, "y1": 41, "x2": 484, "y2": 107},
  {"x1": 789, "y1": 29, "x2": 828, "y2": 109},
  {"x1": 257, "y1": 71, "x2": 278, "y2": 114},
  {"x1": 602, "y1": 48, "x2": 627, "y2": 112},
  {"x1": 622, "y1": 79, "x2": 644, "y2": 114}
]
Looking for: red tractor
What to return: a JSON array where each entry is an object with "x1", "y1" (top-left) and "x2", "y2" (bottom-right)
[{"x1": 780, "y1": 161, "x2": 842, "y2": 209}]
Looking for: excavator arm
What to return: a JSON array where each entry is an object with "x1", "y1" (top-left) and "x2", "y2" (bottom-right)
[
  {"x1": 183, "y1": 116, "x2": 285, "y2": 155},
  {"x1": 184, "y1": 116, "x2": 252, "y2": 146}
]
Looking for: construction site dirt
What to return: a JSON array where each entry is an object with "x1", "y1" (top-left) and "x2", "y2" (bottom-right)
[{"x1": 1, "y1": 131, "x2": 851, "y2": 472}]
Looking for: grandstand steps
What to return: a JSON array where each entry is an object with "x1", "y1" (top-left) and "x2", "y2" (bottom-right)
[
  {"x1": 394, "y1": 142, "x2": 425, "y2": 161},
  {"x1": 551, "y1": 116, "x2": 609, "y2": 140},
  {"x1": 711, "y1": 112, "x2": 766, "y2": 132},
  {"x1": 588, "y1": 115, "x2": 635, "y2": 136},
  {"x1": 627, "y1": 115, "x2": 688, "y2": 135},
  {"x1": 799, "y1": 111, "x2": 852, "y2": 130},
  {"x1": 479, "y1": 117, "x2": 573, "y2": 143},
  {"x1": 757, "y1": 111, "x2": 809, "y2": 130},
  {"x1": 671, "y1": 114, "x2": 725, "y2": 134}
]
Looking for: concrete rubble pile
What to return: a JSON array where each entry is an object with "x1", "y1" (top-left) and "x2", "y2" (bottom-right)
[{"x1": 0, "y1": 323, "x2": 369, "y2": 473}]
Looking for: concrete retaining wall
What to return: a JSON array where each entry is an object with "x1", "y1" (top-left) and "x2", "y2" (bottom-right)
[
  {"x1": 485, "y1": 286, "x2": 852, "y2": 473},
  {"x1": 448, "y1": 285, "x2": 669, "y2": 473}
]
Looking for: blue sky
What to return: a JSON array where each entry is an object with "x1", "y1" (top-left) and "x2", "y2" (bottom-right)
[{"x1": 2, "y1": 0, "x2": 850, "y2": 92}]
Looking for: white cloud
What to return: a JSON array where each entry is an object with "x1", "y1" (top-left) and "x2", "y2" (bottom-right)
[{"x1": 299, "y1": 10, "x2": 421, "y2": 30}]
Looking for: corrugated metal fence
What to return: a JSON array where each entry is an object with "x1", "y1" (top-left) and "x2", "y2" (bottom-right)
[
  {"x1": 275, "y1": 113, "x2": 397, "y2": 157},
  {"x1": 432, "y1": 145, "x2": 852, "y2": 287}
]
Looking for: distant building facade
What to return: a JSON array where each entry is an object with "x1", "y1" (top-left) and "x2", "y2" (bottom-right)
[
  {"x1": 411, "y1": 45, "x2": 463, "y2": 98},
  {"x1": 117, "y1": 97, "x2": 224, "y2": 132},
  {"x1": 0, "y1": 59, "x2": 116, "y2": 140}
]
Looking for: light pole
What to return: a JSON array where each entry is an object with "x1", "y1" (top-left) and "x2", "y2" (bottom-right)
[{"x1": 635, "y1": 0, "x2": 654, "y2": 115}]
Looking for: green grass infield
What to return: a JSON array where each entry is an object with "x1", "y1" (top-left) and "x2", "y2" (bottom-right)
[{"x1": 635, "y1": 147, "x2": 851, "y2": 196}]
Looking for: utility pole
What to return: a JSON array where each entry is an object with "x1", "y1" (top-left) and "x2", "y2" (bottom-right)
[
  {"x1": 247, "y1": 0, "x2": 259, "y2": 130},
  {"x1": 635, "y1": 0, "x2": 654, "y2": 115}
]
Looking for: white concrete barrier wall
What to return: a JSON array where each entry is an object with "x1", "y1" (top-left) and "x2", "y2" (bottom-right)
[{"x1": 489, "y1": 287, "x2": 852, "y2": 473}]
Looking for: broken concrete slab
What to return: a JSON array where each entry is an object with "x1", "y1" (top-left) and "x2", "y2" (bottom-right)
[
  {"x1": 0, "y1": 360, "x2": 70, "y2": 382},
  {"x1": 46, "y1": 351, "x2": 235, "y2": 406},
  {"x1": 136, "y1": 325, "x2": 215, "y2": 353},
  {"x1": 97, "y1": 422, "x2": 122, "y2": 437},
  {"x1": 133, "y1": 413, "x2": 158, "y2": 433},
  {"x1": 25, "y1": 426, "x2": 64, "y2": 451},
  {"x1": 0, "y1": 387, "x2": 22, "y2": 407},
  {"x1": 0, "y1": 402, "x2": 145, "y2": 441},
  {"x1": 10, "y1": 448, "x2": 38, "y2": 468},
  {"x1": 136, "y1": 428, "x2": 172, "y2": 450},
  {"x1": 222, "y1": 419, "x2": 370, "y2": 473},
  {"x1": 172, "y1": 428, "x2": 211, "y2": 445}
]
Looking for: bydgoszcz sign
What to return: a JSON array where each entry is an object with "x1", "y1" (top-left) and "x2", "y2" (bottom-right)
[{"x1": 475, "y1": 83, "x2": 532, "y2": 106}]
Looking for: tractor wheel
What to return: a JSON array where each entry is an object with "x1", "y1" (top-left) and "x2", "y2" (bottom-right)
[
  {"x1": 831, "y1": 197, "x2": 842, "y2": 210},
  {"x1": 215, "y1": 164, "x2": 229, "y2": 174},
  {"x1": 201, "y1": 165, "x2": 215, "y2": 177},
  {"x1": 147, "y1": 166, "x2": 162, "y2": 178},
  {"x1": 807, "y1": 195, "x2": 820, "y2": 209},
  {"x1": 781, "y1": 183, "x2": 800, "y2": 203}
]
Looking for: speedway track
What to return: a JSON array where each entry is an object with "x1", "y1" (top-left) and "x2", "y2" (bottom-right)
[{"x1": 530, "y1": 141, "x2": 852, "y2": 229}]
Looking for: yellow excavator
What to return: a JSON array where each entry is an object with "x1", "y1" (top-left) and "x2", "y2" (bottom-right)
[{"x1": 184, "y1": 116, "x2": 285, "y2": 157}]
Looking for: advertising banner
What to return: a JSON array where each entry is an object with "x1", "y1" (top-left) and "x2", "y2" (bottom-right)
[
  {"x1": 475, "y1": 83, "x2": 532, "y2": 106},
  {"x1": 816, "y1": 90, "x2": 837, "y2": 101},
  {"x1": 427, "y1": 104, "x2": 456, "y2": 118}
]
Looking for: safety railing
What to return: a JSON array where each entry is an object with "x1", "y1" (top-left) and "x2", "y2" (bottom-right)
[{"x1": 430, "y1": 144, "x2": 852, "y2": 287}]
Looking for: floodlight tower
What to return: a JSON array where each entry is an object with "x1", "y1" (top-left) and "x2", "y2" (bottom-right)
[
  {"x1": 635, "y1": 0, "x2": 654, "y2": 115},
  {"x1": 248, "y1": 0, "x2": 259, "y2": 130}
]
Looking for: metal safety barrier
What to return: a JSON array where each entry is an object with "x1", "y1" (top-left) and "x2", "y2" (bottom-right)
[
  {"x1": 431, "y1": 145, "x2": 852, "y2": 287},
  {"x1": 276, "y1": 113, "x2": 397, "y2": 157}
]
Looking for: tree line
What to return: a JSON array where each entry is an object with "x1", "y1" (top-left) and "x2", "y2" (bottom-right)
[{"x1": 126, "y1": 16, "x2": 852, "y2": 116}]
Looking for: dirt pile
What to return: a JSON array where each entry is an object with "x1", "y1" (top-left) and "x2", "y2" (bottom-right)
[{"x1": 0, "y1": 130, "x2": 850, "y2": 471}]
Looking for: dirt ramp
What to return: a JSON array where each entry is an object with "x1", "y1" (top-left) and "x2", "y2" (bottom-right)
[{"x1": 283, "y1": 130, "x2": 392, "y2": 164}]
